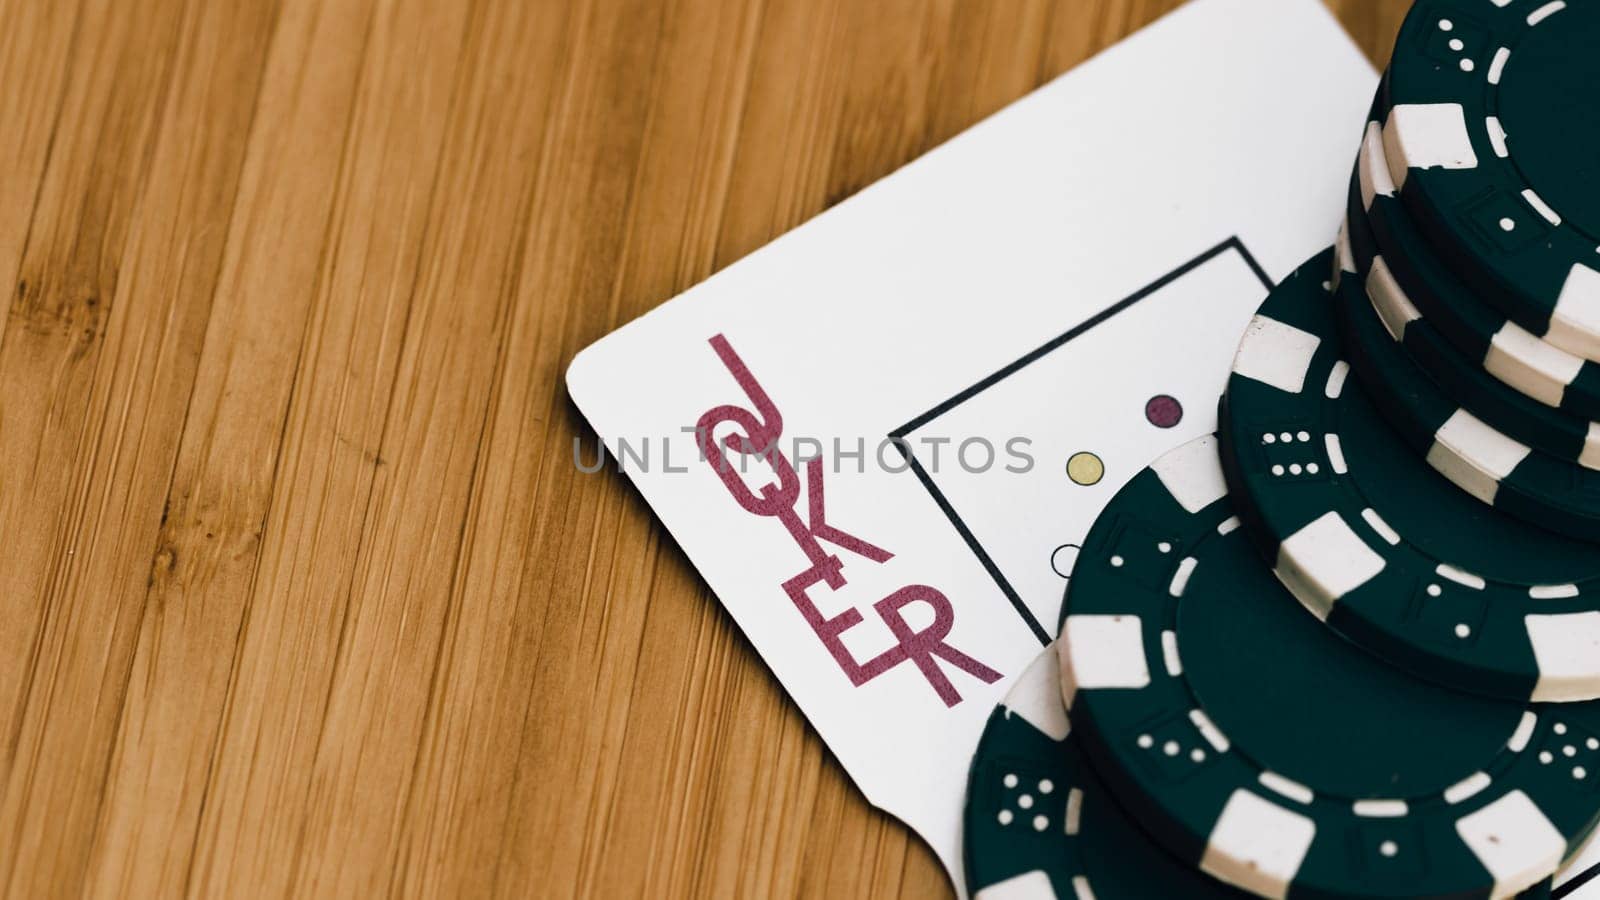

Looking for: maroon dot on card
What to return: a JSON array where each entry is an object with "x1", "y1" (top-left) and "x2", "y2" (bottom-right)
[{"x1": 1146, "y1": 395, "x2": 1182, "y2": 429}]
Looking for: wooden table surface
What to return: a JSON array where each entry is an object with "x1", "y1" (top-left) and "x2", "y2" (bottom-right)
[{"x1": 0, "y1": 1, "x2": 1403, "y2": 896}]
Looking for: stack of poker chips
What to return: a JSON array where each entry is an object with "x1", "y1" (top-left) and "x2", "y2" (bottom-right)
[{"x1": 963, "y1": 3, "x2": 1600, "y2": 898}]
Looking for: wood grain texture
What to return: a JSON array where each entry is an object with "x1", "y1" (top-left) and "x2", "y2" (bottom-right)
[{"x1": 0, "y1": 1, "x2": 1402, "y2": 896}]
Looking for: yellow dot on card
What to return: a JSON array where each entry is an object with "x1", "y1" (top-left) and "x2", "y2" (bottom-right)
[{"x1": 1066, "y1": 451, "x2": 1104, "y2": 486}]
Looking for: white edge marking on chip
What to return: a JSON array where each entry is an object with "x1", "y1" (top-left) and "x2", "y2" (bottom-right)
[
  {"x1": 1061, "y1": 616, "x2": 1150, "y2": 694},
  {"x1": 1436, "y1": 564, "x2": 1486, "y2": 590},
  {"x1": 1523, "y1": 189, "x2": 1562, "y2": 227},
  {"x1": 1427, "y1": 411, "x2": 1530, "y2": 505},
  {"x1": 1444, "y1": 771, "x2": 1492, "y2": 805},
  {"x1": 974, "y1": 869, "x2": 1055, "y2": 900},
  {"x1": 1201, "y1": 790, "x2": 1315, "y2": 900},
  {"x1": 1366, "y1": 256, "x2": 1420, "y2": 340},
  {"x1": 1361, "y1": 508, "x2": 1401, "y2": 546},
  {"x1": 1004, "y1": 640, "x2": 1072, "y2": 740},
  {"x1": 1529, "y1": 583, "x2": 1579, "y2": 600},
  {"x1": 1276, "y1": 511, "x2": 1386, "y2": 620},
  {"x1": 1455, "y1": 791, "x2": 1565, "y2": 897},
  {"x1": 1325, "y1": 362, "x2": 1348, "y2": 400},
  {"x1": 1507, "y1": 711, "x2": 1538, "y2": 753},
  {"x1": 1324, "y1": 433, "x2": 1348, "y2": 475},
  {"x1": 1072, "y1": 874, "x2": 1097, "y2": 900},
  {"x1": 1258, "y1": 771, "x2": 1313, "y2": 805},
  {"x1": 1382, "y1": 118, "x2": 1410, "y2": 189},
  {"x1": 1217, "y1": 515, "x2": 1241, "y2": 536},
  {"x1": 1485, "y1": 322, "x2": 1581, "y2": 409},
  {"x1": 1435, "y1": 410, "x2": 1532, "y2": 479},
  {"x1": 1189, "y1": 709, "x2": 1230, "y2": 753},
  {"x1": 1233, "y1": 316, "x2": 1320, "y2": 395},
  {"x1": 1527, "y1": 1, "x2": 1567, "y2": 27},
  {"x1": 1162, "y1": 630, "x2": 1183, "y2": 677},
  {"x1": 1065, "y1": 788, "x2": 1083, "y2": 836},
  {"x1": 1550, "y1": 264, "x2": 1600, "y2": 359},
  {"x1": 1424, "y1": 444, "x2": 1502, "y2": 506},
  {"x1": 1358, "y1": 122, "x2": 1395, "y2": 206},
  {"x1": 1489, "y1": 46, "x2": 1512, "y2": 84},
  {"x1": 1170, "y1": 558, "x2": 1198, "y2": 598},
  {"x1": 1353, "y1": 799, "x2": 1408, "y2": 818},
  {"x1": 1526, "y1": 612, "x2": 1600, "y2": 701},
  {"x1": 1355, "y1": 152, "x2": 1376, "y2": 211},
  {"x1": 1153, "y1": 435, "x2": 1228, "y2": 514},
  {"x1": 1585, "y1": 423, "x2": 1600, "y2": 471},
  {"x1": 1487, "y1": 116, "x2": 1509, "y2": 158},
  {"x1": 1385, "y1": 103, "x2": 1478, "y2": 175}
]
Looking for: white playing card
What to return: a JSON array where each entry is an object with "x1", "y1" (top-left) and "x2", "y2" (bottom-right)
[{"x1": 567, "y1": 0, "x2": 1600, "y2": 895}]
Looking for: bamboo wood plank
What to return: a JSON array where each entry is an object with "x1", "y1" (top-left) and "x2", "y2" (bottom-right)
[{"x1": 0, "y1": 3, "x2": 1406, "y2": 897}]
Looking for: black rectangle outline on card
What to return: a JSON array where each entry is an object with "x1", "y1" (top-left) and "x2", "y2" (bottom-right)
[
  {"x1": 887, "y1": 237, "x2": 1273, "y2": 646},
  {"x1": 1559, "y1": 864, "x2": 1599, "y2": 900}
]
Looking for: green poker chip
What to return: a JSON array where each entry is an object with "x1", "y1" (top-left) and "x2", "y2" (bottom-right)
[
  {"x1": 964, "y1": 645, "x2": 1250, "y2": 900},
  {"x1": 1222, "y1": 248, "x2": 1600, "y2": 701},
  {"x1": 1346, "y1": 162, "x2": 1600, "y2": 471},
  {"x1": 1060, "y1": 429, "x2": 1600, "y2": 899},
  {"x1": 1356, "y1": 99, "x2": 1600, "y2": 427},
  {"x1": 1381, "y1": 0, "x2": 1600, "y2": 361}
]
